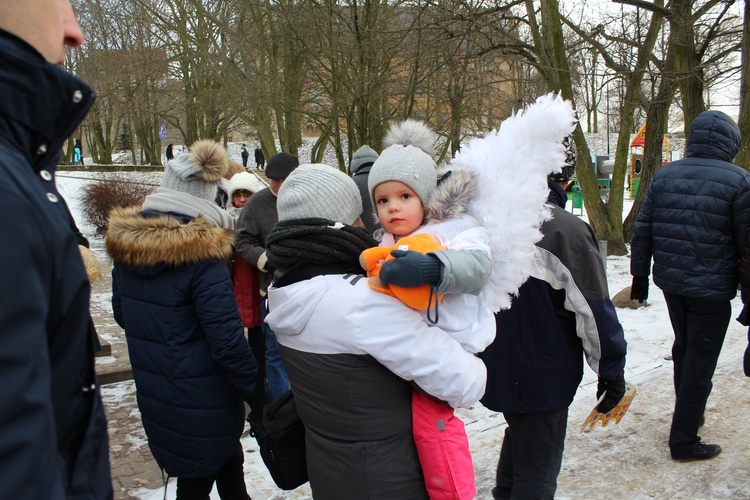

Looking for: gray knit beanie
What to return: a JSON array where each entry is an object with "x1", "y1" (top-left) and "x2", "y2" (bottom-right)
[
  {"x1": 350, "y1": 145, "x2": 379, "y2": 174},
  {"x1": 277, "y1": 164, "x2": 363, "y2": 225},
  {"x1": 161, "y1": 139, "x2": 229, "y2": 201},
  {"x1": 368, "y1": 119, "x2": 438, "y2": 207}
]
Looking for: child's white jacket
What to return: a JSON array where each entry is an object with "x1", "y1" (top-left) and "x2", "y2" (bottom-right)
[{"x1": 378, "y1": 166, "x2": 496, "y2": 354}]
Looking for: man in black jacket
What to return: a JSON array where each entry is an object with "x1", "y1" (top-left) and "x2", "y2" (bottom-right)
[
  {"x1": 480, "y1": 179, "x2": 627, "y2": 499},
  {"x1": 236, "y1": 152, "x2": 299, "y2": 398},
  {"x1": 631, "y1": 110, "x2": 750, "y2": 462},
  {"x1": 0, "y1": 1, "x2": 112, "y2": 498}
]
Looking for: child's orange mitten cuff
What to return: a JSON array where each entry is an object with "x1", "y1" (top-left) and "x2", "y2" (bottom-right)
[{"x1": 361, "y1": 246, "x2": 392, "y2": 277}]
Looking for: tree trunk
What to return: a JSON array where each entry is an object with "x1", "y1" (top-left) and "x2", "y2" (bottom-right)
[
  {"x1": 623, "y1": 41, "x2": 677, "y2": 242},
  {"x1": 737, "y1": 0, "x2": 750, "y2": 170},
  {"x1": 673, "y1": 0, "x2": 705, "y2": 134}
]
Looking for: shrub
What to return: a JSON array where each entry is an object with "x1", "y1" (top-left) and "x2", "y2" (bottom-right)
[{"x1": 79, "y1": 173, "x2": 156, "y2": 234}]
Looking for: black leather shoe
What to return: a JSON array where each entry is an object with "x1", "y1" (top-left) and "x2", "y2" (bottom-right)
[{"x1": 671, "y1": 443, "x2": 721, "y2": 462}]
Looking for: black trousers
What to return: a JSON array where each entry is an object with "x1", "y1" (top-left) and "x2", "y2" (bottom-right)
[
  {"x1": 663, "y1": 292, "x2": 731, "y2": 454},
  {"x1": 176, "y1": 443, "x2": 251, "y2": 500},
  {"x1": 493, "y1": 409, "x2": 567, "y2": 500}
]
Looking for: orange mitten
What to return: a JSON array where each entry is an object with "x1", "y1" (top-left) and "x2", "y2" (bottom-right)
[
  {"x1": 361, "y1": 233, "x2": 445, "y2": 311},
  {"x1": 361, "y1": 245, "x2": 397, "y2": 297}
]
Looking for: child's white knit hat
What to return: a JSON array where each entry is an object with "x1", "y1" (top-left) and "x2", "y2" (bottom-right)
[{"x1": 368, "y1": 119, "x2": 438, "y2": 207}]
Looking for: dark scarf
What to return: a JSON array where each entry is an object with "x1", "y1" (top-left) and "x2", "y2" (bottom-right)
[
  {"x1": 267, "y1": 218, "x2": 378, "y2": 279},
  {"x1": 547, "y1": 177, "x2": 568, "y2": 208}
]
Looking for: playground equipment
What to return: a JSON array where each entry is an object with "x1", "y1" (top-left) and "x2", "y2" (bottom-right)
[{"x1": 629, "y1": 123, "x2": 670, "y2": 198}]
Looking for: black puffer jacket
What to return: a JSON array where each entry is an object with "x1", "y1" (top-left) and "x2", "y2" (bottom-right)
[{"x1": 631, "y1": 111, "x2": 750, "y2": 300}]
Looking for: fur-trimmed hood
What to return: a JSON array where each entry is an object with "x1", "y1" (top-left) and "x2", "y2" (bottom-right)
[
  {"x1": 106, "y1": 206, "x2": 235, "y2": 269},
  {"x1": 426, "y1": 165, "x2": 477, "y2": 223}
]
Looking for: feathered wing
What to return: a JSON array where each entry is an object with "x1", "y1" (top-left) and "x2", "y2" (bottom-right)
[{"x1": 451, "y1": 92, "x2": 577, "y2": 311}]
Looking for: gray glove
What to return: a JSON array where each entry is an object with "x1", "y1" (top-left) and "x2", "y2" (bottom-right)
[{"x1": 379, "y1": 250, "x2": 442, "y2": 287}]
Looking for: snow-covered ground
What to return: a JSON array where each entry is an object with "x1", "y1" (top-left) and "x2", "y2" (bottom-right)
[{"x1": 56, "y1": 151, "x2": 748, "y2": 498}]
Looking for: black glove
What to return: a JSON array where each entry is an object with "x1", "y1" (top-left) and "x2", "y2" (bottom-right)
[
  {"x1": 744, "y1": 343, "x2": 750, "y2": 377},
  {"x1": 630, "y1": 276, "x2": 649, "y2": 303},
  {"x1": 379, "y1": 250, "x2": 442, "y2": 288},
  {"x1": 597, "y1": 372, "x2": 626, "y2": 414}
]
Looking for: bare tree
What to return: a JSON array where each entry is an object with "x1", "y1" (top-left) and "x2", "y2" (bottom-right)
[{"x1": 738, "y1": 0, "x2": 750, "y2": 169}]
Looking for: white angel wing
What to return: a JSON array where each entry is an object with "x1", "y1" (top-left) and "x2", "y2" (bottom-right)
[{"x1": 451, "y1": 92, "x2": 577, "y2": 311}]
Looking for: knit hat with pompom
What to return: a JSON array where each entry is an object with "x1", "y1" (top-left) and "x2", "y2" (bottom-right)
[
  {"x1": 162, "y1": 139, "x2": 229, "y2": 201},
  {"x1": 368, "y1": 119, "x2": 438, "y2": 207}
]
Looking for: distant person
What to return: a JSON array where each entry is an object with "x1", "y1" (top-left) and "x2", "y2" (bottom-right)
[
  {"x1": 0, "y1": 0, "x2": 113, "y2": 498},
  {"x1": 349, "y1": 144, "x2": 381, "y2": 235},
  {"x1": 631, "y1": 110, "x2": 750, "y2": 462},
  {"x1": 165, "y1": 142, "x2": 174, "y2": 161},
  {"x1": 240, "y1": 144, "x2": 249, "y2": 168},
  {"x1": 481, "y1": 178, "x2": 627, "y2": 498},
  {"x1": 264, "y1": 163, "x2": 486, "y2": 498},
  {"x1": 107, "y1": 139, "x2": 259, "y2": 498},
  {"x1": 73, "y1": 137, "x2": 84, "y2": 165},
  {"x1": 235, "y1": 152, "x2": 299, "y2": 398},
  {"x1": 254, "y1": 147, "x2": 265, "y2": 169}
]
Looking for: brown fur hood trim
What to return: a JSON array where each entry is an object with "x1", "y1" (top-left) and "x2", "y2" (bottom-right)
[
  {"x1": 426, "y1": 165, "x2": 477, "y2": 223},
  {"x1": 106, "y1": 206, "x2": 235, "y2": 268}
]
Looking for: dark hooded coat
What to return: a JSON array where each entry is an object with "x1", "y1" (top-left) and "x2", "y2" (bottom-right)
[
  {"x1": 0, "y1": 29, "x2": 112, "y2": 499},
  {"x1": 107, "y1": 206, "x2": 258, "y2": 477}
]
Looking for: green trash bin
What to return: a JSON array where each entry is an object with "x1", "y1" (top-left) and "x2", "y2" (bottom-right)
[
  {"x1": 571, "y1": 184, "x2": 583, "y2": 215},
  {"x1": 630, "y1": 178, "x2": 640, "y2": 199}
]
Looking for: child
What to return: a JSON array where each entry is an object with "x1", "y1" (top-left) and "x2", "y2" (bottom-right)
[
  {"x1": 363, "y1": 94, "x2": 577, "y2": 500},
  {"x1": 362, "y1": 119, "x2": 494, "y2": 500}
]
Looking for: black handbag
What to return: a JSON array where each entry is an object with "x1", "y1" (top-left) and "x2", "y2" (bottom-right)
[{"x1": 248, "y1": 329, "x2": 308, "y2": 490}]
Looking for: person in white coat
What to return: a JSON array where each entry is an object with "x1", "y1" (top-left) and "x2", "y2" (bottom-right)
[{"x1": 264, "y1": 164, "x2": 486, "y2": 500}]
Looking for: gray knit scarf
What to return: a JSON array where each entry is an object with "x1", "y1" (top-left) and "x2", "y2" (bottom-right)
[
  {"x1": 267, "y1": 218, "x2": 378, "y2": 273},
  {"x1": 142, "y1": 187, "x2": 233, "y2": 229}
]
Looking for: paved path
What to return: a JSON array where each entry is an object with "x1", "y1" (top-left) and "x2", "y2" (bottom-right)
[{"x1": 99, "y1": 340, "x2": 750, "y2": 499}]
